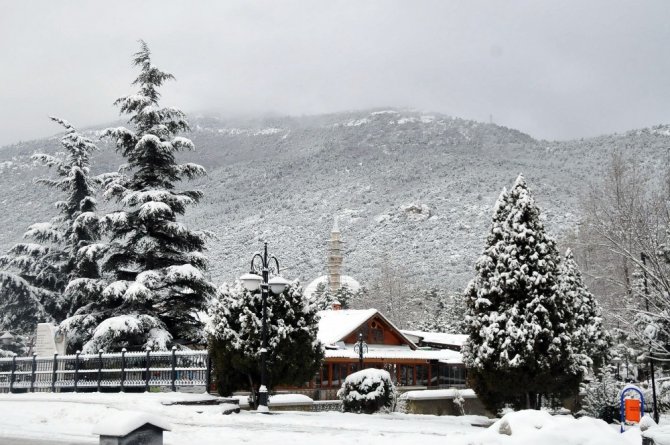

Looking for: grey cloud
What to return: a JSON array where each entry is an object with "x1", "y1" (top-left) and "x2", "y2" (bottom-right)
[{"x1": 1, "y1": 0, "x2": 669, "y2": 146}]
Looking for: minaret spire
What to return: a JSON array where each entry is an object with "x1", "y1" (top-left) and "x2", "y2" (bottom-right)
[{"x1": 327, "y1": 216, "x2": 343, "y2": 292}]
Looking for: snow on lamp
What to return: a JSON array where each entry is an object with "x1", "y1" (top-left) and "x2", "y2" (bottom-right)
[
  {"x1": 240, "y1": 273, "x2": 263, "y2": 292},
  {"x1": 268, "y1": 276, "x2": 290, "y2": 295},
  {"x1": 0, "y1": 332, "x2": 14, "y2": 346}
]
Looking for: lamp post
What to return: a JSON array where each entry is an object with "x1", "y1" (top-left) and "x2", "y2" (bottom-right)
[
  {"x1": 354, "y1": 332, "x2": 368, "y2": 371},
  {"x1": 240, "y1": 242, "x2": 290, "y2": 413},
  {"x1": 640, "y1": 252, "x2": 660, "y2": 424}
]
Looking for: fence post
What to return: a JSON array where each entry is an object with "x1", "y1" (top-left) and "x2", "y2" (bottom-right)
[
  {"x1": 205, "y1": 353, "x2": 212, "y2": 394},
  {"x1": 120, "y1": 348, "x2": 126, "y2": 392},
  {"x1": 171, "y1": 346, "x2": 177, "y2": 392},
  {"x1": 145, "y1": 347, "x2": 151, "y2": 392},
  {"x1": 9, "y1": 356, "x2": 16, "y2": 394},
  {"x1": 74, "y1": 351, "x2": 80, "y2": 392},
  {"x1": 30, "y1": 353, "x2": 37, "y2": 393},
  {"x1": 51, "y1": 353, "x2": 58, "y2": 392},
  {"x1": 97, "y1": 350, "x2": 103, "y2": 392}
]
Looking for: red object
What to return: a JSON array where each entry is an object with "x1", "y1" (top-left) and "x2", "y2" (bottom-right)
[{"x1": 625, "y1": 399, "x2": 641, "y2": 423}]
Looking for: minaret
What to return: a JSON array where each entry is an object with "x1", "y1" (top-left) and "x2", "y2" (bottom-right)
[{"x1": 327, "y1": 217, "x2": 343, "y2": 293}]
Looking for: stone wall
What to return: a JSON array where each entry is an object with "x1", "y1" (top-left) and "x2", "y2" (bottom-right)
[{"x1": 402, "y1": 395, "x2": 493, "y2": 417}]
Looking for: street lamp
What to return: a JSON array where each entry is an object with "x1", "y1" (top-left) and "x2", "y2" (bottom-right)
[
  {"x1": 354, "y1": 333, "x2": 368, "y2": 371},
  {"x1": 0, "y1": 332, "x2": 14, "y2": 346},
  {"x1": 240, "y1": 242, "x2": 290, "y2": 412}
]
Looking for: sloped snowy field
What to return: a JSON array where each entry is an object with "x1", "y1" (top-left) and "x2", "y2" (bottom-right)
[{"x1": 0, "y1": 392, "x2": 642, "y2": 445}]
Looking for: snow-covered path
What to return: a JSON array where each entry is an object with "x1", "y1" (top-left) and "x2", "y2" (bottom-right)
[
  {"x1": 0, "y1": 392, "x2": 484, "y2": 445},
  {"x1": 0, "y1": 392, "x2": 643, "y2": 445}
]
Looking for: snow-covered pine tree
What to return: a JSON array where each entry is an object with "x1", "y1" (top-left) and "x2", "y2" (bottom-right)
[
  {"x1": 416, "y1": 289, "x2": 466, "y2": 334},
  {"x1": 207, "y1": 280, "x2": 323, "y2": 405},
  {"x1": 463, "y1": 175, "x2": 581, "y2": 411},
  {"x1": 581, "y1": 367, "x2": 620, "y2": 422},
  {"x1": 33, "y1": 117, "x2": 104, "y2": 321},
  {"x1": 59, "y1": 41, "x2": 214, "y2": 353},
  {"x1": 313, "y1": 282, "x2": 360, "y2": 310},
  {"x1": 558, "y1": 249, "x2": 610, "y2": 369},
  {"x1": 0, "y1": 117, "x2": 101, "y2": 339}
]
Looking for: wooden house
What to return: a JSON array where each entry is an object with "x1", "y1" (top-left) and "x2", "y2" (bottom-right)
[{"x1": 292, "y1": 308, "x2": 467, "y2": 400}]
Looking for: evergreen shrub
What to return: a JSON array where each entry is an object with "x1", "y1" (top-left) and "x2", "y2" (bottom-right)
[{"x1": 338, "y1": 369, "x2": 396, "y2": 414}]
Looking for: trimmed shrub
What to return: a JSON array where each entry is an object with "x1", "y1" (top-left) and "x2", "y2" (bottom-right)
[{"x1": 338, "y1": 369, "x2": 396, "y2": 414}]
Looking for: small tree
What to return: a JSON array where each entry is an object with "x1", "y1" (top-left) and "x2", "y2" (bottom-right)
[
  {"x1": 416, "y1": 289, "x2": 466, "y2": 333},
  {"x1": 207, "y1": 280, "x2": 323, "y2": 406},
  {"x1": 0, "y1": 117, "x2": 101, "y2": 337},
  {"x1": 558, "y1": 249, "x2": 610, "y2": 369},
  {"x1": 581, "y1": 368, "x2": 621, "y2": 422},
  {"x1": 313, "y1": 282, "x2": 362, "y2": 310}
]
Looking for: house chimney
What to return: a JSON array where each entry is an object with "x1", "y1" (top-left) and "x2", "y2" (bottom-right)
[{"x1": 332, "y1": 300, "x2": 342, "y2": 311}]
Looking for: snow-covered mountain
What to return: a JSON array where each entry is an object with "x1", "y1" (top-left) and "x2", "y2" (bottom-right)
[{"x1": 0, "y1": 109, "x2": 666, "y2": 292}]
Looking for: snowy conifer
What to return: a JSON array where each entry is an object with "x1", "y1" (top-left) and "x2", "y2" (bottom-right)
[
  {"x1": 207, "y1": 280, "x2": 323, "y2": 404},
  {"x1": 59, "y1": 41, "x2": 214, "y2": 352},
  {"x1": 463, "y1": 175, "x2": 580, "y2": 410},
  {"x1": 313, "y1": 282, "x2": 360, "y2": 310},
  {"x1": 558, "y1": 249, "x2": 609, "y2": 368},
  {"x1": 0, "y1": 117, "x2": 101, "y2": 336},
  {"x1": 416, "y1": 289, "x2": 465, "y2": 334}
]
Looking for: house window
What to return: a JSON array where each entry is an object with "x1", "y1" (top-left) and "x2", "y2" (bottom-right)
[
  {"x1": 369, "y1": 320, "x2": 384, "y2": 343},
  {"x1": 371, "y1": 328, "x2": 384, "y2": 343},
  {"x1": 332, "y1": 364, "x2": 341, "y2": 387},
  {"x1": 430, "y1": 362, "x2": 439, "y2": 387},
  {"x1": 416, "y1": 365, "x2": 428, "y2": 386},
  {"x1": 316, "y1": 365, "x2": 328, "y2": 388},
  {"x1": 400, "y1": 365, "x2": 414, "y2": 386}
]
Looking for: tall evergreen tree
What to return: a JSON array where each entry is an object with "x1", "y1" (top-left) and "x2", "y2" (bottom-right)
[
  {"x1": 208, "y1": 280, "x2": 323, "y2": 406},
  {"x1": 558, "y1": 249, "x2": 610, "y2": 369},
  {"x1": 0, "y1": 117, "x2": 101, "y2": 339},
  {"x1": 463, "y1": 175, "x2": 581, "y2": 410},
  {"x1": 59, "y1": 41, "x2": 214, "y2": 352}
]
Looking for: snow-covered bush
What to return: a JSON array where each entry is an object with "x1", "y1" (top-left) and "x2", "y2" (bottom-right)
[
  {"x1": 338, "y1": 369, "x2": 396, "y2": 414},
  {"x1": 581, "y1": 368, "x2": 621, "y2": 422},
  {"x1": 453, "y1": 389, "x2": 466, "y2": 416}
]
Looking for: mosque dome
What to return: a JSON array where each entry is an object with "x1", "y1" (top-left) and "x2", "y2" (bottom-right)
[{"x1": 304, "y1": 275, "x2": 361, "y2": 300}]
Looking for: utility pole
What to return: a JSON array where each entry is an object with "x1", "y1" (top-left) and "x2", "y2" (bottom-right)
[{"x1": 641, "y1": 252, "x2": 660, "y2": 423}]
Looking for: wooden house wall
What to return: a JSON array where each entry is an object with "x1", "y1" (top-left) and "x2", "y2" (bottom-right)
[{"x1": 341, "y1": 315, "x2": 409, "y2": 346}]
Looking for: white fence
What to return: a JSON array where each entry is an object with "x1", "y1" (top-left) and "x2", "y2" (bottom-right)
[{"x1": 0, "y1": 348, "x2": 211, "y2": 393}]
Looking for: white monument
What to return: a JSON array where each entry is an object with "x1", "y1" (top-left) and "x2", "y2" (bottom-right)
[{"x1": 34, "y1": 323, "x2": 66, "y2": 356}]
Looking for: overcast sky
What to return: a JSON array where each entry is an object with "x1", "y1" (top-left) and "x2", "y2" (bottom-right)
[{"x1": 1, "y1": 1, "x2": 669, "y2": 146}]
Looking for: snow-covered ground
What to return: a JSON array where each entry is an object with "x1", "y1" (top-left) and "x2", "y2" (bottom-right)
[{"x1": 0, "y1": 392, "x2": 643, "y2": 445}]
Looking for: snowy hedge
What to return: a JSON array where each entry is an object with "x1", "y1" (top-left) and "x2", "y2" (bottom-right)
[{"x1": 337, "y1": 369, "x2": 396, "y2": 414}]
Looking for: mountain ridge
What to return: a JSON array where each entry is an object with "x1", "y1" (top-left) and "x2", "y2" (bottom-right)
[{"x1": 0, "y1": 108, "x2": 666, "y2": 293}]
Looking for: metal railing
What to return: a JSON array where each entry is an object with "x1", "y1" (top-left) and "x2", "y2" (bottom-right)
[{"x1": 0, "y1": 347, "x2": 211, "y2": 394}]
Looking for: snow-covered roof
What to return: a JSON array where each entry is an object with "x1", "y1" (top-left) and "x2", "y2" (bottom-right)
[
  {"x1": 318, "y1": 309, "x2": 419, "y2": 351},
  {"x1": 317, "y1": 309, "x2": 377, "y2": 345},
  {"x1": 325, "y1": 344, "x2": 463, "y2": 364},
  {"x1": 304, "y1": 275, "x2": 361, "y2": 299},
  {"x1": 92, "y1": 410, "x2": 171, "y2": 436},
  {"x1": 401, "y1": 330, "x2": 468, "y2": 348}
]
